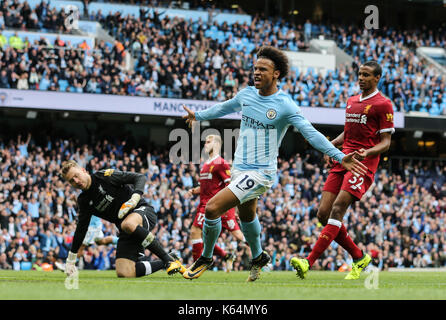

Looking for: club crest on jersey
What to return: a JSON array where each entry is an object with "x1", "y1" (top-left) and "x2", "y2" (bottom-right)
[
  {"x1": 266, "y1": 109, "x2": 277, "y2": 120},
  {"x1": 98, "y1": 184, "x2": 106, "y2": 195},
  {"x1": 364, "y1": 105, "x2": 372, "y2": 114},
  {"x1": 104, "y1": 169, "x2": 114, "y2": 176}
]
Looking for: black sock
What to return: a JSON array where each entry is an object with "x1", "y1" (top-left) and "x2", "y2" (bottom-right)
[
  {"x1": 130, "y1": 225, "x2": 150, "y2": 243},
  {"x1": 147, "y1": 239, "x2": 173, "y2": 264},
  {"x1": 135, "y1": 260, "x2": 164, "y2": 277},
  {"x1": 130, "y1": 226, "x2": 172, "y2": 264}
]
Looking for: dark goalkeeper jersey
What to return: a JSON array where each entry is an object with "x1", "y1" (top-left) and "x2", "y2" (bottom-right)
[{"x1": 70, "y1": 169, "x2": 148, "y2": 254}]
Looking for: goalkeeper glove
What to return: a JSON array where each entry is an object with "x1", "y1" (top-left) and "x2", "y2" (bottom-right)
[
  {"x1": 118, "y1": 193, "x2": 141, "y2": 219},
  {"x1": 65, "y1": 251, "x2": 78, "y2": 276}
]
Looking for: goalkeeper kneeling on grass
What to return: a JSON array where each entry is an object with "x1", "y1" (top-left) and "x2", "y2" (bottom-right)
[{"x1": 60, "y1": 160, "x2": 185, "y2": 278}]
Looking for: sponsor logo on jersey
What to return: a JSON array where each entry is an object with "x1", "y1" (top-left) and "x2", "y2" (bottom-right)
[
  {"x1": 95, "y1": 194, "x2": 114, "y2": 212},
  {"x1": 200, "y1": 173, "x2": 213, "y2": 180},
  {"x1": 266, "y1": 109, "x2": 277, "y2": 120},
  {"x1": 241, "y1": 114, "x2": 275, "y2": 129},
  {"x1": 104, "y1": 169, "x2": 114, "y2": 176},
  {"x1": 346, "y1": 112, "x2": 367, "y2": 124}
]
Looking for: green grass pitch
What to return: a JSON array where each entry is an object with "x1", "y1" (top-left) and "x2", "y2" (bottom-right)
[{"x1": 0, "y1": 270, "x2": 445, "y2": 300}]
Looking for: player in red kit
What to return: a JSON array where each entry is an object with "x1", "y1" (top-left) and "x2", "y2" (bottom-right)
[
  {"x1": 187, "y1": 134, "x2": 245, "y2": 272},
  {"x1": 291, "y1": 61, "x2": 394, "y2": 280}
]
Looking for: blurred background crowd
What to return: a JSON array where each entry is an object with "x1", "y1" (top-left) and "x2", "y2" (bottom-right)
[{"x1": 1, "y1": 133, "x2": 445, "y2": 272}]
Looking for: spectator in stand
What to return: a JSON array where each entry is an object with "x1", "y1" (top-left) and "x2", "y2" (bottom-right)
[{"x1": 0, "y1": 132, "x2": 445, "y2": 271}]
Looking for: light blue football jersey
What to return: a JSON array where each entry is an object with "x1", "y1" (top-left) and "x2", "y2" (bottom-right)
[
  {"x1": 195, "y1": 86, "x2": 345, "y2": 173},
  {"x1": 89, "y1": 215, "x2": 103, "y2": 229}
]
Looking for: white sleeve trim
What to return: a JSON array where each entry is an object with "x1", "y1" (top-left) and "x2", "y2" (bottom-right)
[
  {"x1": 376, "y1": 128, "x2": 395, "y2": 135},
  {"x1": 224, "y1": 178, "x2": 231, "y2": 183}
]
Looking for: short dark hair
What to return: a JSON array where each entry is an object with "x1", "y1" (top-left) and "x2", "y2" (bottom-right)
[
  {"x1": 256, "y1": 46, "x2": 289, "y2": 79},
  {"x1": 362, "y1": 60, "x2": 382, "y2": 77}
]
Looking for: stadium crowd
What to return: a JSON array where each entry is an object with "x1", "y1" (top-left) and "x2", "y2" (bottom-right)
[
  {"x1": 0, "y1": 132, "x2": 445, "y2": 272},
  {"x1": 0, "y1": 0, "x2": 445, "y2": 114}
]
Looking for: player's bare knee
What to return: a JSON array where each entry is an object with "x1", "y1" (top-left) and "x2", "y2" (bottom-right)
[
  {"x1": 317, "y1": 209, "x2": 330, "y2": 226},
  {"x1": 116, "y1": 267, "x2": 134, "y2": 278},
  {"x1": 116, "y1": 269, "x2": 128, "y2": 278},
  {"x1": 330, "y1": 204, "x2": 347, "y2": 221},
  {"x1": 190, "y1": 226, "x2": 202, "y2": 239},
  {"x1": 120, "y1": 220, "x2": 135, "y2": 234},
  {"x1": 204, "y1": 202, "x2": 220, "y2": 219}
]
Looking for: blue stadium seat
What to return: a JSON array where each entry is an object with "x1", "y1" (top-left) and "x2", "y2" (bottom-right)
[
  {"x1": 21, "y1": 261, "x2": 32, "y2": 271},
  {"x1": 288, "y1": 42, "x2": 297, "y2": 51},
  {"x1": 58, "y1": 80, "x2": 69, "y2": 92},
  {"x1": 160, "y1": 85, "x2": 166, "y2": 96},
  {"x1": 217, "y1": 31, "x2": 225, "y2": 43},
  {"x1": 244, "y1": 43, "x2": 255, "y2": 53},
  {"x1": 39, "y1": 78, "x2": 50, "y2": 91},
  {"x1": 429, "y1": 106, "x2": 440, "y2": 116}
]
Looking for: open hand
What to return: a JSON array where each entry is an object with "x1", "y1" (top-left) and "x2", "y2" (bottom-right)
[
  {"x1": 341, "y1": 151, "x2": 368, "y2": 176},
  {"x1": 182, "y1": 105, "x2": 196, "y2": 128}
]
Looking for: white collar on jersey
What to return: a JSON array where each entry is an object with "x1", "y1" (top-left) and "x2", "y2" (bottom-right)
[
  {"x1": 206, "y1": 154, "x2": 220, "y2": 164},
  {"x1": 359, "y1": 89, "x2": 379, "y2": 102}
]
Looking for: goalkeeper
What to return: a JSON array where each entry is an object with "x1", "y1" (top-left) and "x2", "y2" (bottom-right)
[{"x1": 59, "y1": 160, "x2": 185, "y2": 278}]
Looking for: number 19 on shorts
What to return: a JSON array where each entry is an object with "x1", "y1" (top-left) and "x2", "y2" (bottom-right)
[{"x1": 236, "y1": 175, "x2": 255, "y2": 191}]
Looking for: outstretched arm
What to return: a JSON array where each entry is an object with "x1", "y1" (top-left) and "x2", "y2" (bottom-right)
[
  {"x1": 182, "y1": 96, "x2": 241, "y2": 128},
  {"x1": 290, "y1": 112, "x2": 367, "y2": 176}
]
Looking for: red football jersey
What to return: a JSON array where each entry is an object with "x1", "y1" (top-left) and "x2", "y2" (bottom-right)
[
  {"x1": 198, "y1": 155, "x2": 231, "y2": 205},
  {"x1": 332, "y1": 90, "x2": 394, "y2": 174}
]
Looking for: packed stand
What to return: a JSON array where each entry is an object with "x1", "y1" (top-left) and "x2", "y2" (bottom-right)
[
  {"x1": 0, "y1": 132, "x2": 445, "y2": 272},
  {"x1": 323, "y1": 24, "x2": 446, "y2": 114},
  {"x1": 0, "y1": 0, "x2": 74, "y2": 33},
  {"x1": 0, "y1": 0, "x2": 445, "y2": 114}
]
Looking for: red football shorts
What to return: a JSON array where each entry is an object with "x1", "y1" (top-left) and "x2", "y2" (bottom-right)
[
  {"x1": 192, "y1": 205, "x2": 240, "y2": 232},
  {"x1": 323, "y1": 169, "x2": 374, "y2": 200}
]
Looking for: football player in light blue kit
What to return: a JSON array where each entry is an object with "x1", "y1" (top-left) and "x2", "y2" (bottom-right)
[
  {"x1": 55, "y1": 215, "x2": 118, "y2": 271},
  {"x1": 81, "y1": 215, "x2": 118, "y2": 249},
  {"x1": 182, "y1": 46, "x2": 367, "y2": 281}
]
